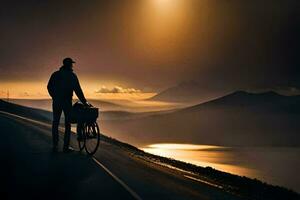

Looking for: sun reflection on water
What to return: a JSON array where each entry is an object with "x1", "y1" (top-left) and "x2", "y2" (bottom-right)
[
  {"x1": 147, "y1": 143, "x2": 223, "y2": 150},
  {"x1": 141, "y1": 143, "x2": 259, "y2": 178}
]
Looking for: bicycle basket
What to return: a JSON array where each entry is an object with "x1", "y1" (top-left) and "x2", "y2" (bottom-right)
[{"x1": 70, "y1": 102, "x2": 99, "y2": 123}]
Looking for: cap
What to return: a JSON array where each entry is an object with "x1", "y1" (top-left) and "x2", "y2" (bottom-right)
[{"x1": 63, "y1": 57, "x2": 75, "y2": 65}]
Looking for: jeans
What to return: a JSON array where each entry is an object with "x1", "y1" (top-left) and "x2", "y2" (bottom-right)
[{"x1": 52, "y1": 100, "x2": 72, "y2": 149}]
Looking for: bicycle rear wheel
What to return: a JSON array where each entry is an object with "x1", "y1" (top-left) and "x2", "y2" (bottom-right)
[
  {"x1": 84, "y1": 122, "x2": 100, "y2": 155},
  {"x1": 77, "y1": 123, "x2": 85, "y2": 151}
]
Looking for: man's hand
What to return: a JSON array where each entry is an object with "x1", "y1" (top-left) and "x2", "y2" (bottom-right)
[{"x1": 83, "y1": 101, "x2": 92, "y2": 107}]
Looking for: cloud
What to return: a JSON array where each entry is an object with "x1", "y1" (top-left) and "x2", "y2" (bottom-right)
[{"x1": 95, "y1": 86, "x2": 141, "y2": 94}]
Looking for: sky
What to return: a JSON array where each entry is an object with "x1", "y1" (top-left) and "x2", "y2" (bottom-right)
[{"x1": 0, "y1": 0, "x2": 299, "y2": 99}]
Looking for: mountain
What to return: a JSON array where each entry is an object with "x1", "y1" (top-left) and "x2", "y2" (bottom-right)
[
  {"x1": 149, "y1": 80, "x2": 225, "y2": 103},
  {"x1": 102, "y1": 91, "x2": 300, "y2": 146},
  {"x1": 184, "y1": 90, "x2": 300, "y2": 113}
]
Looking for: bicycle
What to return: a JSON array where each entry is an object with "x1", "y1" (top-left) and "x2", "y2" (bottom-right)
[{"x1": 71, "y1": 102, "x2": 100, "y2": 155}]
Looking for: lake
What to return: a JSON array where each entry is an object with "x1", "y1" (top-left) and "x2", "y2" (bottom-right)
[{"x1": 141, "y1": 144, "x2": 300, "y2": 193}]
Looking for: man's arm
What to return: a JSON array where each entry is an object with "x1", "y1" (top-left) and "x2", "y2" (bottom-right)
[
  {"x1": 73, "y1": 74, "x2": 87, "y2": 104},
  {"x1": 47, "y1": 73, "x2": 55, "y2": 98}
]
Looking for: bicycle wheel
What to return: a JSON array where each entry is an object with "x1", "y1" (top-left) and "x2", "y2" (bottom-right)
[
  {"x1": 84, "y1": 122, "x2": 100, "y2": 155},
  {"x1": 77, "y1": 123, "x2": 85, "y2": 151}
]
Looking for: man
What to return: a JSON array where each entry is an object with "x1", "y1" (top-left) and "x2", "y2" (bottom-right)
[{"x1": 47, "y1": 57, "x2": 87, "y2": 152}]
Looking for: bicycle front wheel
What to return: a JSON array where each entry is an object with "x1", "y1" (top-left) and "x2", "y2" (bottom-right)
[{"x1": 84, "y1": 122, "x2": 100, "y2": 155}]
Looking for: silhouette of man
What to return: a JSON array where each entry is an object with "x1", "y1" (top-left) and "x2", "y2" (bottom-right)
[{"x1": 47, "y1": 57, "x2": 87, "y2": 152}]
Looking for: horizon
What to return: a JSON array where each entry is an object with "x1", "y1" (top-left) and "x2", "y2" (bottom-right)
[{"x1": 1, "y1": 87, "x2": 299, "y2": 100}]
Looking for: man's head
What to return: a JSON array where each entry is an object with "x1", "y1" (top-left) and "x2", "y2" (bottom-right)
[{"x1": 62, "y1": 57, "x2": 75, "y2": 69}]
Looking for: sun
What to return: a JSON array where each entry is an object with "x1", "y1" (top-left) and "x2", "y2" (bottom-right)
[
  {"x1": 151, "y1": 0, "x2": 182, "y2": 12},
  {"x1": 153, "y1": 0, "x2": 174, "y2": 6}
]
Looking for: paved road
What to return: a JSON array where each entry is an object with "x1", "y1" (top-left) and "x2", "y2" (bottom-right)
[
  {"x1": 0, "y1": 111, "x2": 242, "y2": 200},
  {"x1": 0, "y1": 113, "x2": 135, "y2": 200}
]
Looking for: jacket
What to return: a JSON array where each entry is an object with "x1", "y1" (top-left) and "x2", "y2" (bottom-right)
[{"x1": 47, "y1": 66, "x2": 87, "y2": 104}]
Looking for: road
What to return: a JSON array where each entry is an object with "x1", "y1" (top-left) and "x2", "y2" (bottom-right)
[
  {"x1": 0, "y1": 112, "x2": 135, "y2": 200},
  {"x1": 0, "y1": 111, "x2": 241, "y2": 200}
]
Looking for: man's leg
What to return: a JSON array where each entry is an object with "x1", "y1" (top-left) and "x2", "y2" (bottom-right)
[
  {"x1": 52, "y1": 101, "x2": 62, "y2": 150},
  {"x1": 77, "y1": 123, "x2": 83, "y2": 141},
  {"x1": 63, "y1": 102, "x2": 72, "y2": 151}
]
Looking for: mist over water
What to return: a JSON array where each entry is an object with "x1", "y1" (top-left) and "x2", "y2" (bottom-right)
[{"x1": 142, "y1": 144, "x2": 300, "y2": 193}]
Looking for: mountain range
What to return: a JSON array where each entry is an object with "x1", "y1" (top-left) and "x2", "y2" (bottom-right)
[{"x1": 102, "y1": 91, "x2": 300, "y2": 146}]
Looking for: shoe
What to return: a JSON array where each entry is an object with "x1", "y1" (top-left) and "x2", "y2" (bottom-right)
[{"x1": 63, "y1": 146, "x2": 75, "y2": 153}]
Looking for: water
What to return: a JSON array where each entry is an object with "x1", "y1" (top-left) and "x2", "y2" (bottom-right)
[{"x1": 142, "y1": 144, "x2": 300, "y2": 193}]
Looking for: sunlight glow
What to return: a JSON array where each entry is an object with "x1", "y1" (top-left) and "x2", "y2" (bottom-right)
[
  {"x1": 147, "y1": 143, "x2": 222, "y2": 150},
  {"x1": 0, "y1": 81, "x2": 156, "y2": 100},
  {"x1": 93, "y1": 93, "x2": 156, "y2": 100},
  {"x1": 133, "y1": 0, "x2": 191, "y2": 59}
]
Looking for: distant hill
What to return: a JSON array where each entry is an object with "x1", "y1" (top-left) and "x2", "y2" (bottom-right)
[
  {"x1": 102, "y1": 91, "x2": 300, "y2": 146},
  {"x1": 149, "y1": 80, "x2": 225, "y2": 103}
]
